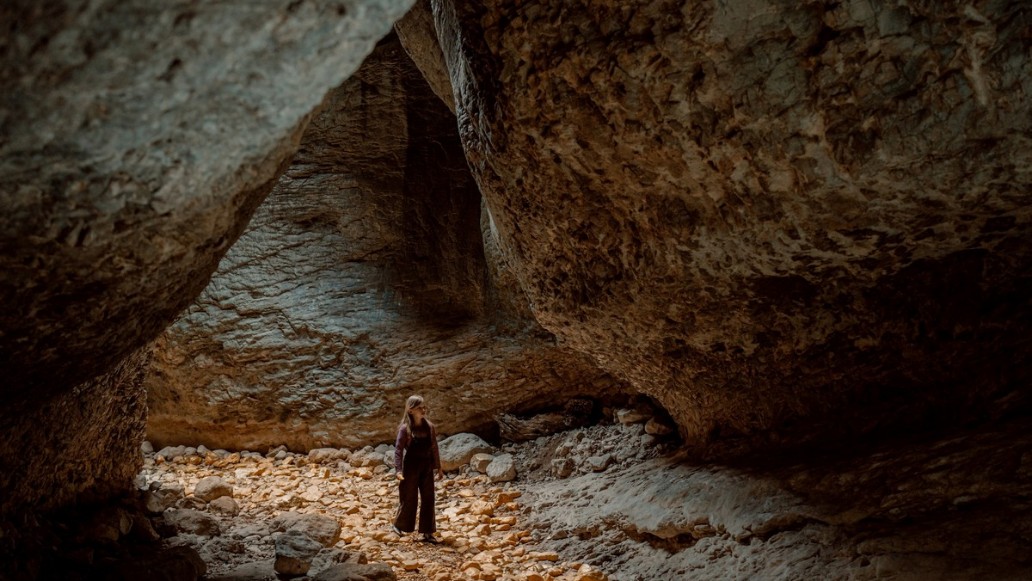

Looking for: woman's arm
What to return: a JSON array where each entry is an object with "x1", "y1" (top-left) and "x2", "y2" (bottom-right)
[
  {"x1": 394, "y1": 424, "x2": 409, "y2": 474},
  {"x1": 429, "y1": 421, "x2": 443, "y2": 475}
]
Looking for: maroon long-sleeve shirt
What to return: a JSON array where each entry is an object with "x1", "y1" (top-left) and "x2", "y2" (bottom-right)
[{"x1": 394, "y1": 420, "x2": 442, "y2": 473}]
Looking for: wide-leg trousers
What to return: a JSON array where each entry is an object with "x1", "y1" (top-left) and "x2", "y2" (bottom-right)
[{"x1": 394, "y1": 456, "x2": 435, "y2": 534}]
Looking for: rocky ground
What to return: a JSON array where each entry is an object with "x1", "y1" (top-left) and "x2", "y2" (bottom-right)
[
  {"x1": 15, "y1": 407, "x2": 1029, "y2": 581},
  {"x1": 136, "y1": 408, "x2": 673, "y2": 581}
]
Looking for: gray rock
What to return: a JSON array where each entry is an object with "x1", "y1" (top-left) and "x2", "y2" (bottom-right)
[
  {"x1": 157, "y1": 446, "x2": 189, "y2": 461},
  {"x1": 312, "y1": 562, "x2": 397, "y2": 581},
  {"x1": 165, "y1": 509, "x2": 221, "y2": 537},
  {"x1": 470, "y1": 453, "x2": 495, "y2": 473},
  {"x1": 439, "y1": 433, "x2": 494, "y2": 472},
  {"x1": 616, "y1": 408, "x2": 651, "y2": 426},
  {"x1": 551, "y1": 458, "x2": 576, "y2": 479},
  {"x1": 194, "y1": 476, "x2": 233, "y2": 502},
  {"x1": 208, "y1": 496, "x2": 240, "y2": 516},
  {"x1": 644, "y1": 418, "x2": 674, "y2": 436},
  {"x1": 486, "y1": 453, "x2": 517, "y2": 482},
  {"x1": 207, "y1": 559, "x2": 278, "y2": 581},
  {"x1": 274, "y1": 529, "x2": 324, "y2": 576},
  {"x1": 587, "y1": 454, "x2": 613, "y2": 473},
  {"x1": 144, "y1": 482, "x2": 185, "y2": 514},
  {"x1": 309, "y1": 448, "x2": 351, "y2": 464},
  {"x1": 289, "y1": 514, "x2": 342, "y2": 548}
]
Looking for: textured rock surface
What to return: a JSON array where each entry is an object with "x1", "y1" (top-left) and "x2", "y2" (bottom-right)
[
  {"x1": 0, "y1": 347, "x2": 150, "y2": 516},
  {"x1": 394, "y1": 0, "x2": 455, "y2": 112},
  {"x1": 0, "y1": 0, "x2": 414, "y2": 396},
  {"x1": 145, "y1": 34, "x2": 627, "y2": 451},
  {"x1": 0, "y1": 0, "x2": 412, "y2": 515},
  {"x1": 518, "y1": 417, "x2": 1032, "y2": 580},
  {"x1": 432, "y1": 0, "x2": 1032, "y2": 452}
]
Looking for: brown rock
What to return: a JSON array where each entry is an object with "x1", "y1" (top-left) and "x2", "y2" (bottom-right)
[{"x1": 432, "y1": 0, "x2": 1032, "y2": 454}]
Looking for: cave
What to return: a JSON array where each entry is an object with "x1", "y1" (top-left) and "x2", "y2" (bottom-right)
[{"x1": 2, "y1": 0, "x2": 1031, "y2": 579}]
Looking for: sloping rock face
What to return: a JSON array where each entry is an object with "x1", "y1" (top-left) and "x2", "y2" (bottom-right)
[
  {"x1": 144, "y1": 34, "x2": 626, "y2": 451},
  {"x1": 432, "y1": 0, "x2": 1032, "y2": 452},
  {"x1": 520, "y1": 416, "x2": 1032, "y2": 580},
  {"x1": 0, "y1": 0, "x2": 413, "y2": 396},
  {"x1": 0, "y1": 348, "x2": 150, "y2": 516},
  {"x1": 0, "y1": 0, "x2": 413, "y2": 513}
]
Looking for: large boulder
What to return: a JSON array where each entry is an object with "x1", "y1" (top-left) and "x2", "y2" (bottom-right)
[
  {"x1": 431, "y1": 0, "x2": 1032, "y2": 453},
  {"x1": 0, "y1": 0, "x2": 414, "y2": 514},
  {"x1": 144, "y1": 33, "x2": 628, "y2": 451},
  {"x1": 438, "y1": 433, "x2": 494, "y2": 471}
]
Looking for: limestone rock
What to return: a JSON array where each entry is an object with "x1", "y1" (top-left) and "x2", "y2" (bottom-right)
[
  {"x1": 486, "y1": 454, "x2": 517, "y2": 483},
  {"x1": 194, "y1": 476, "x2": 233, "y2": 502},
  {"x1": 586, "y1": 455, "x2": 612, "y2": 473},
  {"x1": 470, "y1": 453, "x2": 495, "y2": 473},
  {"x1": 209, "y1": 497, "x2": 240, "y2": 516},
  {"x1": 208, "y1": 560, "x2": 278, "y2": 581},
  {"x1": 145, "y1": 482, "x2": 185, "y2": 514},
  {"x1": 644, "y1": 418, "x2": 673, "y2": 437},
  {"x1": 144, "y1": 33, "x2": 627, "y2": 452},
  {"x1": 0, "y1": 348, "x2": 149, "y2": 515},
  {"x1": 312, "y1": 562, "x2": 397, "y2": 581},
  {"x1": 432, "y1": 0, "x2": 1032, "y2": 454},
  {"x1": 289, "y1": 514, "x2": 342, "y2": 548},
  {"x1": 394, "y1": 0, "x2": 455, "y2": 112},
  {"x1": 439, "y1": 434, "x2": 494, "y2": 472},
  {"x1": 165, "y1": 509, "x2": 221, "y2": 537},
  {"x1": 274, "y1": 529, "x2": 324, "y2": 576},
  {"x1": 309, "y1": 449, "x2": 352, "y2": 465}
]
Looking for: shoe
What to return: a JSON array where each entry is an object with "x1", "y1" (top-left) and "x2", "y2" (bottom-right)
[
  {"x1": 421, "y1": 533, "x2": 439, "y2": 544},
  {"x1": 391, "y1": 525, "x2": 403, "y2": 536}
]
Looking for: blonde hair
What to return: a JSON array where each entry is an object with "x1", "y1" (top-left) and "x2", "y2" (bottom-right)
[{"x1": 399, "y1": 394, "x2": 425, "y2": 432}]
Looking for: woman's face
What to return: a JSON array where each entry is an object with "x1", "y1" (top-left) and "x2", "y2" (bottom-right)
[{"x1": 410, "y1": 402, "x2": 427, "y2": 420}]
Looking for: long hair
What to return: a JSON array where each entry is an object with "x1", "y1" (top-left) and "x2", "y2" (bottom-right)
[{"x1": 399, "y1": 394, "x2": 424, "y2": 433}]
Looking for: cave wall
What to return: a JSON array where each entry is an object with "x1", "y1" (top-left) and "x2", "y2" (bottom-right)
[
  {"x1": 429, "y1": 0, "x2": 1032, "y2": 453},
  {"x1": 0, "y1": 348, "x2": 150, "y2": 516},
  {"x1": 0, "y1": 0, "x2": 414, "y2": 514},
  {"x1": 144, "y1": 34, "x2": 627, "y2": 451}
]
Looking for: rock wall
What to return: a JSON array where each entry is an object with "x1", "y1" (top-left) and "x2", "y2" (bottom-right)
[
  {"x1": 0, "y1": 0, "x2": 413, "y2": 513},
  {"x1": 431, "y1": 0, "x2": 1032, "y2": 453},
  {"x1": 144, "y1": 34, "x2": 627, "y2": 451},
  {"x1": 0, "y1": 348, "x2": 150, "y2": 516}
]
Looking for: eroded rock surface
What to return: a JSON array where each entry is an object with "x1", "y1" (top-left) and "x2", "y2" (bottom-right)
[
  {"x1": 0, "y1": 0, "x2": 414, "y2": 396},
  {"x1": 0, "y1": 348, "x2": 150, "y2": 516},
  {"x1": 432, "y1": 0, "x2": 1032, "y2": 450},
  {"x1": 518, "y1": 417, "x2": 1032, "y2": 580},
  {"x1": 145, "y1": 34, "x2": 627, "y2": 451},
  {"x1": 0, "y1": 0, "x2": 413, "y2": 516}
]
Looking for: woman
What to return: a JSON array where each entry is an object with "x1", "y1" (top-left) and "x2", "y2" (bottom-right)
[{"x1": 392, "y1": 394, "x2": 443, "y2": 543}]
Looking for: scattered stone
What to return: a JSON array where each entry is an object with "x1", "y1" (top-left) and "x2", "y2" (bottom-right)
[
  {"x1": 312, "y1": 562, "x2": 397, "y2": 581},
  {"x1": 486, "y1": 454, "x2": 517, "y2": 483},
  {"x1": 141, "y1": 441, "x2": 155, "y2": 454},
  {"x1": 209, "y1": 496, "x2": 241, "y2": 516},
  {"x1": 194, "y1": 476, "x2": 234, "y2": 502},
  {"x1": 289, "y1": 513, "x2": 342, "y2": 547},
  {"x1": 157, "y1": 445, "x2": 189, "y2": 460},
  {"x1": 644, "y1": 418, "x2": 673, "y2": 436},
  {"x1": 587, "y1": 455, "x2": 612, "y2": 472},
  {"x1": 439, "y1": 433, "x2": 494, "y2": 471},
  {"x1": 208, "y1": 559, "x2": 279, "y2": 581},
  {"x1": 309, "y1": 448, "x2": 351, "y2": 464},
  {"x1": 471, "y1": 453, "x2": 495, "y2": 473},
  {"x1": 274, "y1": 529, "x2": 324, "y2": 576},
  {"x1": 615, "y1": 408, "x2": 650, "y2": 425},
  {"x1": 165, "y1": 509, "x2": 221, "y2": 537},
  {"x1": 177, "y1": 496, "x2": 208, "y2": 510},
  {"x1": 551, "y1": 458, "x2": 576, "y2": 479}
]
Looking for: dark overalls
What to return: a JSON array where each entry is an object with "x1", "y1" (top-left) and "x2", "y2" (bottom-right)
[{"x1": 394, "y1": 423, "x2": 436, "y2": 534}]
